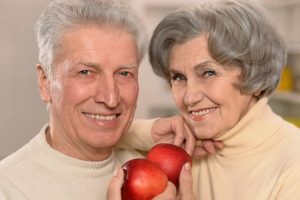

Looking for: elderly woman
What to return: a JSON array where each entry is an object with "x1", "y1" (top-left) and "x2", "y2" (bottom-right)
[{"x1": 119, "y1": 0, "x2": 300, "y2": 199}]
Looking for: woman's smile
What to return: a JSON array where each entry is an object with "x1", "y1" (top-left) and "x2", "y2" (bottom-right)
[{"x1": 189, "y1": 107, "x2": 217, "y2": 121}]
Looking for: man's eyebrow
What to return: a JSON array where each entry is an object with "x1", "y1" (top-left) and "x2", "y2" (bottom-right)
[
  {"x1": 77, "y1": 61, "x2": 138, "y2": 69},
  {"x1": 118, "y1": 64, "x2": 138, "y2": 69},
  {"x1": 78, "y1": 61, "x2": 99, "y2": 68}
]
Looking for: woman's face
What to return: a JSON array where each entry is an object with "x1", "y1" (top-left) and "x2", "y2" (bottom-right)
[{"x1": 169, "y1": 35, "x2": 257, "y2": 139}]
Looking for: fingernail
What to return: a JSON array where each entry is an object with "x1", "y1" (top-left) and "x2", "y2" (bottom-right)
[
  {"x1": 113, "y1": 168, "x2": 119, "y2": 176},
  {"x1": 113, "y1": 168, "x2": 123, "y2": 177},
  {"x1": 185, "y1": 162, "x2": 191, "y2": 171}
]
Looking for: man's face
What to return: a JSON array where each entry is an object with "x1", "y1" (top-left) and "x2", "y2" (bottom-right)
[{"x1": 38, "y1": 25, "x2": 139, "y2": 160}]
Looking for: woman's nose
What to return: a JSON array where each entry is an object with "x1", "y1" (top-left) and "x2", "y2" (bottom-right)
[{"x1": 184, "y1": 82, "x2": 204, "y2": 107}]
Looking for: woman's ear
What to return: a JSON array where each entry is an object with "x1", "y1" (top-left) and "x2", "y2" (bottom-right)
[
  {"x1": 36, "y1": 64, "x2": 51, "y2": 103},
  {"x1": 253, "y1": 91, "x2": 262, "y2": 99}
]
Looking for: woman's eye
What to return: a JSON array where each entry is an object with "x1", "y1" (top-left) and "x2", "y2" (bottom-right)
[
  {"x1": 203, "y1": 70, "x2": 216, "y2": 77},
  {"x1": 171, "y1": 73, "x2": 186, "y2": 82}
]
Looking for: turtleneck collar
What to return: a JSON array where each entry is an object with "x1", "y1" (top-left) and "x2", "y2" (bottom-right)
[
  {"x1": 30, "y1": 124, "x2": 116, "y2": 178},
  {"x1": 215, "y1": 97, "x2": 285, "y2": 157}
]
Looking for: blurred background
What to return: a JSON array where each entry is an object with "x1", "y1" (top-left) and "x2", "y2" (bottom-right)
[{"x1": 1, "y1": 0, "x2": 300, "y2": 160}]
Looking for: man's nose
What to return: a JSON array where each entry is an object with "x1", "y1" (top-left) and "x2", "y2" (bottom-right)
[{"x1": 94, "y1": 76, "x2": 120, "y2": 108}]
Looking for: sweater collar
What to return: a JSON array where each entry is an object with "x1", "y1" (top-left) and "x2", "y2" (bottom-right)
[
  {"x1": 31, "y1": 124, "x2": 117, "y2": 177},
  {"x1": 214, "y1": 97, "x2": 285, "y2": 157}
]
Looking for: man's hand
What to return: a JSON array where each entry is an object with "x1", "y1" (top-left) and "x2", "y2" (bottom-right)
[
  {"x1": 107, "y1": 163, "x2": 196, "y2": 200},
  {"x1": 107, "y1": 169, "x2": 124, "y2": 200},
  {"x1": 152, "y1": 116, "x2": 224, "y2": 159},
  {"x1": 107, "y1": 168, "x2": 178, "y2": 200}
]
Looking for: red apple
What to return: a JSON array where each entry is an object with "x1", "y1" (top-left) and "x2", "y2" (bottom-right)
[
  {"x1": 121, "y1": 158, "x2": 168, "y2": 200},
  {"x1": 146, "y1": 143, "x2": 192, "y2": 188}
]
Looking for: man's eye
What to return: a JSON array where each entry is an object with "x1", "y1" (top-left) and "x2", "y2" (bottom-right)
[
  {"x1": 119, "y1": 71, "x2": 130, "y2": 77},
  {"x1": 79, "y1": 70, "x2": 91, "y2": 75}
]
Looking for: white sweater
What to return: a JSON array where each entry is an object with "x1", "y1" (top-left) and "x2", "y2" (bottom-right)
[{"x1": 0, "y1": 124, "x2": 142, "y2": 200}]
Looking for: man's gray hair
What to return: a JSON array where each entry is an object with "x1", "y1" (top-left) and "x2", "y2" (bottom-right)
[{"x1": 36, "y1": 0, "x2": 146, "y2": 76}]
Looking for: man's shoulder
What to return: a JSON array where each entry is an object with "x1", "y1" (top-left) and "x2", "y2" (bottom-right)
[
  {"x1": 0, "y1": 126, "x2": 47, "y2": 172},
  {"x1": 0, "y1": 144, "x2": 31, "y2": 173},
  {"x1": 0, "y1": 133, "x2": 41, "y2": 174}
]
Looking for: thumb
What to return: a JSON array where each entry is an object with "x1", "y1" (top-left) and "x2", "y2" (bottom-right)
[
  {"x1": 107, "y1": 168, "x2": 124, "y2": 200},
  {"x1": 153, "y1": 181, "x2": 177, "y2": 200},
  {"x1": 178, "y1": 163, "x2": 195, "y2": 200}
]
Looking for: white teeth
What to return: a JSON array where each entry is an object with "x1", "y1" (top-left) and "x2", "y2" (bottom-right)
[
  {"x1": 85, "y1": 113, "x2": 116, "y2": 120},
  {"x1": 191, "y1": 108, "x2": 216, "y2": 116}
]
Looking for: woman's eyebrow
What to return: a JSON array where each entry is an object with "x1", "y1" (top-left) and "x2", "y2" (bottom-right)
[
  {"x1": 194, "y1": 60, "x2": 217, "y2": 69},
  {"x1": 169, "y1": 60, "x2": 217, "y2": 73}
]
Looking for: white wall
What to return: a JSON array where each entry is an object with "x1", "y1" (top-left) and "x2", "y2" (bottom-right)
[
  {"x1": 1, "y1": 0, "x2": 300, "y2": 160},
  {"x1": 0, "y1": 0, "x2": 52, "y2": 159}
]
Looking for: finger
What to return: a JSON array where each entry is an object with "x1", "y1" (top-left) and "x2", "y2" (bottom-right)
[
  {"x1": 192, "y1": 147, "x2": 209, "y2": 159},
  {"x1": 172, "y1": 116, "x2": 186, "y2": 147},
  {"x1": 178, "y1": 163, "x2": 195, "y2": 200},
  {"x1": 214, "y1": 141, "x2": 224, "y2": 149},
  {"x1": 152, "y1": 181, "x2": 177, "y2": 200},
  {"x1": 182, "y1": 123, "x2": 196, "y2": 156},
  {"x1": 107, "y1": 169, "x2": 124, "y2": 200},
  {"x1": 202, "y1": 140, "x2": 216, "y2": 154},
  {"x1": 193, "y1": 140, "x2": 224, "y2": 159}
]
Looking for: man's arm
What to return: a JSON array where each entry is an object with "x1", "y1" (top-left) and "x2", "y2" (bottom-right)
[
  {"x1": 118, "y1": 116, "x2": 223, "y2": 158},
  {"x1": 117, "y1": 118, "x2": 157, "y2": 151},
  {"x1": 118, "y1": 116, "x2": 195, "y2": 154}
]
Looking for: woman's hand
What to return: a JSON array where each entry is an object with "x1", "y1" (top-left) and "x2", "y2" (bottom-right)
[
  {"x1": 152, "y1": 182, "x2": 177, "y2": 200},
  {"x1": 152, "y1": 116, "x2": 223, "y2": 159},
  {"x1": 151, "y1": 116, "x2": 195, "y2": 155},
  {"x1": 154, "y1": 162, "x2": 195, "y2": 200},
  {"x1": 176, "y1": 163, "x2": 195, "y2": 200},
  {"x1": 193, "y1": 140, "x2": 224, "y2": 159}
]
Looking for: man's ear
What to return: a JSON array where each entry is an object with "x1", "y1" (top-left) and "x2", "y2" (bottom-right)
[{"x1": 36, "y1": 64, "x2": 51, "y2": 103}]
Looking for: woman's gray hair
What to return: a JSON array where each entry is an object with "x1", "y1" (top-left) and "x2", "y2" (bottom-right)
[
  {"x1": 36, "y1": 0, "x2": 146, "y2": 76},
  {"x1": 149, "y1": 0, "x2": 287, "y2": 97}
]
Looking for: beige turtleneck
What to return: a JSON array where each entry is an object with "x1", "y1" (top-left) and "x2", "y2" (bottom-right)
[{"x1": 125, "y1": 98, "x2": 300, "y2": 199}]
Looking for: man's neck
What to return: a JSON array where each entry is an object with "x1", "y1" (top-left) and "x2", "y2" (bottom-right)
[{"x1": 45, "y1": 127, "x2": 113, "y2": 161}]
